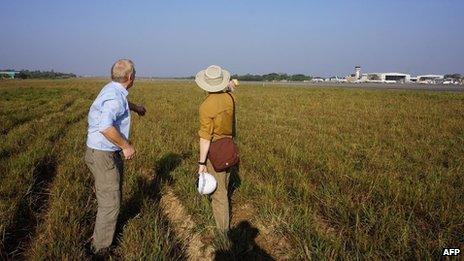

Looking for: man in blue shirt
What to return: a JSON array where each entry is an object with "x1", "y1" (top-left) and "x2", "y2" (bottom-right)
[{"x1": 84, "y1": 59, "x2": 146, "y2": 256}]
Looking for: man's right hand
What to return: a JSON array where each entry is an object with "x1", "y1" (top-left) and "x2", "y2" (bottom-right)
[
  {"x1": 101, "y1": 126, "x2": 136, "y2": 160},
  {"x1": 122, "y1": 144, "x2": 136, "y2": 160}
]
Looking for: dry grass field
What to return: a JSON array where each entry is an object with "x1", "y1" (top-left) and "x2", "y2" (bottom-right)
[{"x1": 1, "y1": 79, "x2": 463, "y2": 260}]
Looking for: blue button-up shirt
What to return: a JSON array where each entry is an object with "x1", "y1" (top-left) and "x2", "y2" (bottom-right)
[{"x1": 86, "y1": 81, "x2": 131, "y2": 151}]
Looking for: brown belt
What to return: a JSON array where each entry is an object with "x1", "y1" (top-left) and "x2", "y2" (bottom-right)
[{"x1": 88, "y1": 147, "x2": 122, "y2": 155}]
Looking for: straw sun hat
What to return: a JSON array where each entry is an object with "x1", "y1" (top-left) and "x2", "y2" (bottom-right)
[{"x1": 195, "y1": 65, "x2": 231, "y2": 92}]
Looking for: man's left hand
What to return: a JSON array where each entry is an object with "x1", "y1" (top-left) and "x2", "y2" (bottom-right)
[{"x1": 134, "y1": 105, "x2": 146, "y2": 116}]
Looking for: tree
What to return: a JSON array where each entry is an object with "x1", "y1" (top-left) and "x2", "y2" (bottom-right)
[
  {"x1": 290, "y1": 74, "x2": 311, "y2": 81},
  {"x1": 16, "y1": 70, "x2": 76, "y2": 79},
  {"x1": 231, "y1": 72, "x2": 313, "y2": 82},
  {"x1": 444, "y1": 73, "x2": 462, "y2": 80}
]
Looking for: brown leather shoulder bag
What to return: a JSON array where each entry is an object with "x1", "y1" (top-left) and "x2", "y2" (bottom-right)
[{"x1": 208, "y1": 93, "x2": 239, "y2": 172}]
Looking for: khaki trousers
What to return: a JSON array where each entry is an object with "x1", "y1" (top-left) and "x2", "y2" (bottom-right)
[
  {"x1": 84, "y1": 148, "x2": 123, "y2": 251},
  {"x1": 207, "y1": 159, "x2": 231, "y2": 231}
]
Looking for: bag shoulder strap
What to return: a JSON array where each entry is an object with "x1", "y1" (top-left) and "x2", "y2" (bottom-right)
[{"x1": 226, "y1": 92, "x2": 236, "y2": 138}]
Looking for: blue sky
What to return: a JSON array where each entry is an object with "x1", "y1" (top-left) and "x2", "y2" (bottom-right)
[{"x1": 1, "y1": 0, "x2": 463, "y2": 77}]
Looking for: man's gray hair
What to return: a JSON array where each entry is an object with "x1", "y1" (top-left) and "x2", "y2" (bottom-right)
[{"x1": 111, "y1": 59, "x2": 135, "y2": 83}]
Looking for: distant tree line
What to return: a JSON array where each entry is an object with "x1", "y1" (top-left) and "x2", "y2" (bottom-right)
[
  {"x1": 443, "y1": 74, "x2": 464, "y2": 84},
  {"x1": 1, "y1": 69, "x2": 76, "y2": 79},
  {"x1": 231, "y1": 73, "x2": 312, "y2": 82},
  {"x1": 444, "y1": 74, "x2": 462, "y2": 80},
  {"x1": 16, "y1": 70, "x2": 77, "y2": 79}
]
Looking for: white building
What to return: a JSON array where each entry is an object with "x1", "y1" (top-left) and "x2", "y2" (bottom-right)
[
  {"x1": 355, "y1": 66, "x2": 361, "y2": 80},
  {"x1": 417, "y1": 75, "x2": 444, "y2": 84},
  {"x1": 346, "y1": 66, "x2": 414, "y2": 83},
  {"x1": 371, "y1": 73, "x2": 411, "y2": 83},
  {"x1": 345, "y1": 66, "x2": 451, "y2": 84},
  {"x1": 311, "y1": 77, "x2": 324, "y2": 82},
  {"x1": 0, "y1": 71, "x2": 19, "y2": 79}
]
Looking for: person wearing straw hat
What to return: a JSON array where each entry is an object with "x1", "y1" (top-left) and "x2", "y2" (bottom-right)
[{"x1": 196, "y1": 65, "x2": 237, "y2": 232}]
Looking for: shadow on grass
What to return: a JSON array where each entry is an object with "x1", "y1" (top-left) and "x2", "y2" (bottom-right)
[
  {"x1": 118, "y1": 152, "x2": 189, "y2": 226},
  {"x1": 1, "y1": 156, "x2": 58, "y2": 259},
  {"x1": 229, "y1": 164, "x2": 241, "y2": 212},
  {"x1": 115, "y1": 152, "x2": 190, "y2": 257},
  {"x1": 214, "y1": 221, "x2": 274, "y2": 261}
]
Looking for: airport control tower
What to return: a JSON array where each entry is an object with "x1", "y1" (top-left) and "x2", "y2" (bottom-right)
[{"x1": 355, "y1": 66, "x2": 361, "y2": 80}]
